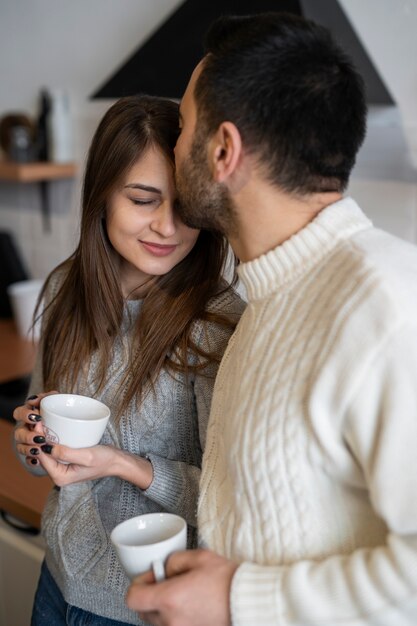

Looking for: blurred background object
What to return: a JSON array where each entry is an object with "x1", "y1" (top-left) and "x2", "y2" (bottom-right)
[
  {"x1": 47, "y1": 88, "x2": 73, "y2": 163},
  {"x1": 0, "y1": 113, "x2": 35, "y2": 163},
  {"x1": 0, "y1": 230, "x2": 29, "y2": 318},
  {"x1": 0, "y1": 230, "x2": 34, "y2": 425},
  {"x1": 35, "y1": 89, "x2": 51, "y2": 162},
  {"x1": 7, "y1": 279, "x2": 43, "y2": 340}
]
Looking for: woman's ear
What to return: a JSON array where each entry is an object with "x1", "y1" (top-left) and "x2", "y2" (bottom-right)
[{"x1": 209, "y1": 121, "x2": 243, "y2": 184}]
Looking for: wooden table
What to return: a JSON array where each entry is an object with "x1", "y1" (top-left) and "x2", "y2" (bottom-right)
[
  {"x1": 0, "y1": 319, "x2": 37, "y2": 383},
  {"x1": 0, "y1": 319, "x2": 51, "y2": 528},
  {"x1": 0, "y1": 419, "x2": 52, "y2": 529}
]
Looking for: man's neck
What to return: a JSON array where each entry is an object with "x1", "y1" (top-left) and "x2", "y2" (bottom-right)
[{"x1": 229, "y1": 180, "x2": 342, "y2": 262}]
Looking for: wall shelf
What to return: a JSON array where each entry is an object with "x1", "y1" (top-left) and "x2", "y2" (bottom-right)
[
  {"x1": 0, "y1": 160, "x2": 76, "y2": 183},
  {"x1": 0, "y1": 161, "x2": 77, "y2": 232}
]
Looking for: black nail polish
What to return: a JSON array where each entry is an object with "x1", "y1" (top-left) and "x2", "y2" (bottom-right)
[
  {"x1": 30, "y1": 448, "x2": 40, "y2": 455},
  {"x1": 33, "y1": 436, "x2": 45, "y2": 444},
  {"x1": 28, "y1": 414, "x2": 42, "y2": 423},
  {"x1": 31, "y1": 458, "x2": 38, "y2": 465},
  {"x1": 27, "y1": 395, "x2": 38, "y2": 401},
  {"x1": 41, "y1": 444, "x2": 53, "y2": 454}
]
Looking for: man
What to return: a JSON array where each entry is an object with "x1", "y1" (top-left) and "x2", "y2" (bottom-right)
[{"x1": 126, "y1": 12, "x2": 417, "y2": 626}]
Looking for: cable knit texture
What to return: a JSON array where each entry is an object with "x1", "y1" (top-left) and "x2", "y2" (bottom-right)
[
  {"x1": 28, "y1": 277, "x2": 244, "y2": 624},
  {"x1": 198, "y1": 197, "x2": 417, "y2": 625}
]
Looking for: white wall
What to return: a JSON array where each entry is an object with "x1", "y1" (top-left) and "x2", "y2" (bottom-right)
[
  {"x1": 338, "y1": 0, "x2": 417, "y2": 242},
  {"x1": 339, "y1": 0, "x2": 417, "y2": 169},
  {"x1": 0, "y1": 0, "x2": 417, "y2": 279},
  {"x1": 0, "y1": 0, "x2": 182, "y2": 278}
]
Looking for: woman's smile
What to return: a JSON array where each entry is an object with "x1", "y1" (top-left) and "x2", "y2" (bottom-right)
[{"x1": 139, "y1": 240, "x2": 178, "y2": 257}]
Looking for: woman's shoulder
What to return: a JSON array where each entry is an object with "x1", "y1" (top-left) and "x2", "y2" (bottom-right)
[
  {"x1": 42, "y1": 261, "x2": 72, "y2": 304},
  {"x1": 206, "y1": 283, "x2": 247, "y2": 320},
  {"x1": 191, "y1": 284, "x2": 246, "y2": 351}
]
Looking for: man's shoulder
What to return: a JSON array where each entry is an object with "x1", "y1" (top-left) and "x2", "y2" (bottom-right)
[
  {"x1": 311, "y1": 225, "x2": 417, "y2": 364},
  {"x1": 353, "y1": 225, "x2": 417, "y2": 266},
  {"x1": 349, "y1": 226, "x2": 417, "y2": 314}
]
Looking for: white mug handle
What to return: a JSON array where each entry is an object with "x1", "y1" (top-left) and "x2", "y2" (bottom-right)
[{"x1": 152, "y1": 558, "x2": 166, "y2": 582}]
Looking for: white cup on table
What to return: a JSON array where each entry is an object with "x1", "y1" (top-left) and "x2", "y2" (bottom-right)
[{"x1": 111, "y1": 512, "x2": 187, "y2": 581}]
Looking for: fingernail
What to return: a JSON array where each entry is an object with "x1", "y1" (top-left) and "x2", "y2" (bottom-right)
[
  {"x1": 41, "y1": 444, "x2": 53, "y2": 454},
  {"x1": 27, "y1": 395, "x2": 38, "y2": 401},
  {"x1": 28, "y1": 414, "x2": 42, "y2": 423},
  {"x1": 33, "y1": 436, "x2": 45, "y2": 444},
  {"x1": 30, "y1": 448, "x2": 40, "y2": 455},
  {"x1": 31, "y1": 458, "x2": 38, "y2": 465}
]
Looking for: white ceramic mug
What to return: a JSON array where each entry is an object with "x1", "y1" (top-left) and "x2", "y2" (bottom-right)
[
  {"x1": 40, "y1": 393, "x2": 110, "y2": 448},
  {"x1": 110, "y1": 512, "x2": 187, "y2": 580}
]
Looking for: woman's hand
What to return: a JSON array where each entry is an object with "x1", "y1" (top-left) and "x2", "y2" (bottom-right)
[
  {"x1": 36, "y1": 443, "x2": 122, "y2": 486},
  {"x1": 13, "y1": 391, "x2": 57, "y2": 468},
  {"x1": 14, "y1": 392, "x2": 154, "y2": 489},
  {"x1": 35, "y1": 442, "x2": 154, "y2": 489}
]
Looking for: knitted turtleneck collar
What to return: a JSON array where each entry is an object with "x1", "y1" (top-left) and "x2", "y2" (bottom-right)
[{"x1": 237, "y1": 197, "x2": 372, "y2": 302}]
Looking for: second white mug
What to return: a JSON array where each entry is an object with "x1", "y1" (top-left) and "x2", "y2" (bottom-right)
[{"x1": 110, "y1": 512, "x2": 187, "y2": 580}]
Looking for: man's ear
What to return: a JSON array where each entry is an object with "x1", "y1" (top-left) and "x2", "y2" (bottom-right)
[{"x1": 209, "y1": 121, "x2": 243, "y2": 184}]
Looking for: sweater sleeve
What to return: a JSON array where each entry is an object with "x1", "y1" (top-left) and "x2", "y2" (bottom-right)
[
  {"x1": 230, "y1": 322, "x2": 417, "y2": 625},
  {"x1": 144, "y1": 290, "x2": 245, "y2": 527}
]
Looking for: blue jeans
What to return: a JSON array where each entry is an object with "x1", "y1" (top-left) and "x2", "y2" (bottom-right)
[{"x1": 31, "y1": 561, "x2": 131, "y2": 625}]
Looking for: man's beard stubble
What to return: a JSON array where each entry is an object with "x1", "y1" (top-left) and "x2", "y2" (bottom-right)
[{"x1": 175, "y1": 129, "x2": 238, "y2": 237}]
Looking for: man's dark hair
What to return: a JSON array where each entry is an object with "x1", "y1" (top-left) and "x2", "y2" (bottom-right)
[{"x1": 195, "y1": 12, "x2": 367, "y2": 193}]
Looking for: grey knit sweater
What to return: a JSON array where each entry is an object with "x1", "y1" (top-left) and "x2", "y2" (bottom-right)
[{"x1": 28, "y1": 277, "x2": 245, "y2": 624}]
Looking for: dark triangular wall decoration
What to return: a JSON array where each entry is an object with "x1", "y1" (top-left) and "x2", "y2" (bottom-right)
[
  {"x1": 91, "y1": 0, "x2": 302, "y2": 100},
  {"x1": 91, "y1": 0, "x2": 394, "y2": 106},
  {"x1": 300, "y1": 0, "x2": 394, "y2": 105}
]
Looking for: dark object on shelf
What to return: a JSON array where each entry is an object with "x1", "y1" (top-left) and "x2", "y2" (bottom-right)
[
  {"x1": 0, "y1": 231, "x2": 30, "y2": 318},
  {"x1": 0, "y1": 113, "x2": 36, "y2": 162},
  {"x1": 0, "y1": 375, "x2": 31, "y2": 424},
  {"x1": 35, "y1": 89, "x2": 51, "y2": 162},
  {"x1": 9, "y1": 126, "x2": 34, "y2": 163}
]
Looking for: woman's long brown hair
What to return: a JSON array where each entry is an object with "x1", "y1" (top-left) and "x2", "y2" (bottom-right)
[{"x1": 37, "y1": 95, "x2": 238, "y2": 420}]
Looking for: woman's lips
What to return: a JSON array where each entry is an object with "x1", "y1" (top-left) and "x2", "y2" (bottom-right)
[{"x1": 140, "y1": 240, "x2": 178, "y2": 257}]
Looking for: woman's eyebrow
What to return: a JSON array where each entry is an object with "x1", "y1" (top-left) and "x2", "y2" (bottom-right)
[{"x1": 124, "y1": 183, "x2": 161, "y2": 194}]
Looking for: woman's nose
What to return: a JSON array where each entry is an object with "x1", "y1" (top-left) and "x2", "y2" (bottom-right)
[{"x1": 150, "y1": 202, "x2": 176, "y2": 237}]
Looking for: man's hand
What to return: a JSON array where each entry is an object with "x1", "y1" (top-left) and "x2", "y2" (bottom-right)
[{"x1": 126, "y1": 549, "x2": 238, "y2": 626}]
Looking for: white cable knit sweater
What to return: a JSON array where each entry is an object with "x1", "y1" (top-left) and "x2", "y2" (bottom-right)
[{"x1": 198, "y1": 197, "x2": 417, "y2": 625}]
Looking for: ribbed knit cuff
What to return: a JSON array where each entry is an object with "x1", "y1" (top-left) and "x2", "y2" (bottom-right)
[
  {"x1": 143, "y1": 453, "x2": 185, "y2": 511},
  {"x1": 231, "y1": 562, "x2": 284, "y2": 626}
]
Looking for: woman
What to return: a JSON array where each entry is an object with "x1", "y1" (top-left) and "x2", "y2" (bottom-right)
[{"x1": 13, "y1": 95, "x2": 244, "y2": 625}]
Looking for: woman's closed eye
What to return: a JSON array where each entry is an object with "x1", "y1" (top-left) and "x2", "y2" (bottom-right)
[{"x1": 130, "y1": 197, "x2": 157, "y2": 206}]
